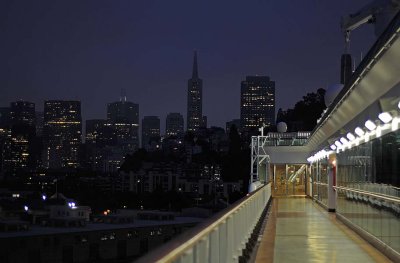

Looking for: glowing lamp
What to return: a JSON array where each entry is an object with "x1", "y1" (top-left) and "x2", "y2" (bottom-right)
[
  {"x1": 365, "y1": 120, "x2": 376, "y2": 131},
  {"x1": 378, "y1": 112, "x2": 393, "y2": 124},
  {"x1": 355, "y1": 127, "x2": 365, "y2": 136},
  {"x1": 340, "y1": 137, "x2": 348, "y2": 144},
  {"x1": 346, "y1": 132, "x2": 356, "y2": 141}
]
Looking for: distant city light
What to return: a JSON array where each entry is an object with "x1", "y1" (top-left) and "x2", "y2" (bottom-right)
[
  {"x1": 42, "y1": 195, "x2": 46, "y2": 201},
  {"x1": 24, "y1": 206, "x2": 28, "y2": 211}
]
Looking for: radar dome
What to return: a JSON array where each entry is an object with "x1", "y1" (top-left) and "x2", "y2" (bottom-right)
[
  {"x1": 277, "y1": 122, "x2": 288, "y2": 133},
  {"x1": 325, "y1": 84, "x2": 343, "y2": 106}
]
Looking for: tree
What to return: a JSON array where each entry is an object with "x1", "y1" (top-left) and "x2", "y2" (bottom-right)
[{"x1": 277, "y1": 88, "x2": 326, "y2": 132}]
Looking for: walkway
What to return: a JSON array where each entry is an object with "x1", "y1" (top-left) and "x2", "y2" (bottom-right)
[{"x1": 255, "y1": 198, "x2": 391, "y2": 263}]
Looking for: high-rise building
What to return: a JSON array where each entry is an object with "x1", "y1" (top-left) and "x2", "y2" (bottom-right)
[
  {"x1": 83, "y1": 119, "x2": 116, "y2": 171},
  {"x1": 10, "y1": 101, "x2": 36, "y2": 127},
  {"x1": 166, "y1": 113, "x2": 184, "y2": 137},
  {"x1": 107, "y1": 98, "x2": 139, "y2": 152},
  {"x1": 35, "y1": 111, "x2": 44, "y2": 137},
  {"x1": 240, "y1": 76, "x2": 275, "y2": 132},
  {"x1": 85, "y1": 119, "x2": 115, "y2": 147},
  {"x1": 2, "y1": 101, "x2": 37, "y2": 175},
  {"x1": 43, "y1": 100, "x2": 82, "y2": 169},
  {"x1": 0, "y1": 107, "x2": 11, "y2": 175},
  {"x1": 187, "y1": 51, "x2": 203, "y2": 132},
  {"x1": 142, "y1": 116, "x2": 160, "y2": 150}
]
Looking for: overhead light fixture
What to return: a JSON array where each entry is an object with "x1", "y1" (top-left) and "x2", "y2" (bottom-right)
[
  {"x1": 355, "y1": 127, "x2": 365, "y2": 136},
  {"x1": 365, "y1": 120, "x2": 377, "y2": 131},
  {"x1": 330, "y1": 144, "x2": 337, "y2": 150},
  {"x1": 398, "y1": 100, "x2": 400, "y2": 109},
  {"x1": 346, "y1": 132, "x2": 356, "y2": 141},
  {"x1": 340, "y1": 137, "x2": 349, "y2": 144},
  {"x1": 334, "y1": 140, "x2": 342, "y2": 147},
  {"x1": 378, "y1": 112, "x2": 393, "y2": 123}
]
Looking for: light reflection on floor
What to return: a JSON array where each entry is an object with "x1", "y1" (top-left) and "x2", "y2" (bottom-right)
[{"x1": 255, "y1": 198, "x2": 392, "y2": 263}]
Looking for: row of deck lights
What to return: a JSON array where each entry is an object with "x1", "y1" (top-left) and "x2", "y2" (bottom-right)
[{"x1": 308, "y1": 99, "x2": 400, "y2": 163}]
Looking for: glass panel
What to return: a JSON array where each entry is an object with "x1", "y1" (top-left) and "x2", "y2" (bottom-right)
[
  {"x1": 287, "y1": 164, "x2": 306, "y2": 195},
  {"x1": 273, "y1": 164, "x2": 287, "y2": 196},
  {"x1": 335, "y1": 129, "x2": 400, "y2": 255}
]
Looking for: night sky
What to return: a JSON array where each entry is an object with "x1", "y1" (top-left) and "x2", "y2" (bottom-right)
[{"x1": 0, "y1": 1, "x2": 377, "y2": 131}]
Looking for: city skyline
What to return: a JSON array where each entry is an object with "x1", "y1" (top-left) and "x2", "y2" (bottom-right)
[{"x1": 0, "y1": 1, "x2": 377, "y2": 131}]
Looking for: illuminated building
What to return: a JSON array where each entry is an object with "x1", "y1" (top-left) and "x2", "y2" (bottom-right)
[
  {"x1": 187, "y1": 51, "x2": 204, "y2": 132},
  {"x1": 142, "y1": 116, "x2": 160, "y2": 150},
  {"x1": 0, "y1": 107, "x2": 10, "y2": 175},
  {"x1": 166, "y1": 113, "x2": 184, "y2": 137},
  {"x1": 1, "y1": 101, "x2": 37, "y2": 175},
  {"x1": 240, "y1": 76, "x2": 275, "y2": 132},
  {"x1": 43, "y1": 100, "x2": 82, "y2": 169},
  {"x1": 84, "y1": 119, "x2": 117, "y2": 171},
  {"x1": 85, "y1": 119, "x2": 115, "y2": 146},
  {"x1": 107, "y1": 98, "x2": 139, "y2": 152},
  {"x1": 10, "y1": 101, "x2": 36, "y2": 126}
]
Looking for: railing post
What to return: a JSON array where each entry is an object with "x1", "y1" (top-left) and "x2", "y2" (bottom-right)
[
  {"x1": 226, "y1": 215, "x2": 234, "y2": 262},
  {"x1": 179, "y1": 248, "x2": 194, "y2": 263},
  {"x1": 194, "y1": 237, "x2": 208, "y2": 263},
  {"x1": 209, "y1": 228, "x2": 219, "y2": 263},
  {"x1": 219, "y1": 220, "x2": 227, "y2": 263}
]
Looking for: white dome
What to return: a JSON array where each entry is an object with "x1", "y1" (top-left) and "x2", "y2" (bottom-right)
[
  {"x1": 277, "y1": 122, "x2": 288, "y2": 133},
  {"x1": 325, "y1": 84, "x2": 343, "y2": 106}
]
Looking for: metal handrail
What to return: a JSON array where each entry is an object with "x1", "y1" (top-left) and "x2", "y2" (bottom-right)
[
  {"x1": 313, "y1": 182, "x2": 328, "y2": 186},
  {"x1": 334, "y1": 185, "x2": 400, "y2": 204},
  {"x1": 136, "y1": 183, "x2": 272, "y2": 263}
]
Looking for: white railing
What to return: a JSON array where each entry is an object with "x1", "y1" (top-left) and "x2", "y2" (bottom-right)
[
  {"x1": 334, "y1": 185, "x2": 400, "y2": 213},
  {"x1": 137, "y1": 183, "x2": 272, "y2": 263}
]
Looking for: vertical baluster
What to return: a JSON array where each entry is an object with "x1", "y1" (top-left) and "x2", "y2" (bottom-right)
[{"x1": 209, "y1": 228, "x2": 219, "y2": 263}]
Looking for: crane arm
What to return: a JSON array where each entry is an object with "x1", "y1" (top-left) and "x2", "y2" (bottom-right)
[{"x1": 341, "y1": 0, "x2": 400, "y2": 50}]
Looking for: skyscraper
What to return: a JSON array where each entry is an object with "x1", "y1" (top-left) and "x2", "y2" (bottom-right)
[
  {"x1": 240, "y1": 76, "x2": 275, "y2": 132},
  {"x1": 107, "y1": 97, "x2": 139, "y2": 152},
  {"x1": 10, "y1": 101, "x2": 36, "y2": 127},
  {"x1": 85, "y1": 119, "x2": 115, "y2": 147},
  {"x1": 142, "y1": 116, "x2": 160, "y2": 150},
  {"x1": 43, "y1": 100, "x2": 82, "y2": 169},
  {"x1": 187, "y1": 51, "x2": 203, "y2": 132},
  {"x1": 166, "y1": 113, "x2": 184, "y2": 137},
  {"x1": 2, "y1": 101, "x2": 37, "y2": 175}
]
